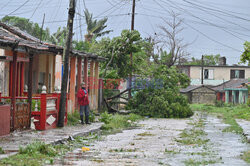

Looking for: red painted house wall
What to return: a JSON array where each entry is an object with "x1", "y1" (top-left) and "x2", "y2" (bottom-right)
[{"x1": 0, "y1": 105, "x2": 10, "y2": 136}]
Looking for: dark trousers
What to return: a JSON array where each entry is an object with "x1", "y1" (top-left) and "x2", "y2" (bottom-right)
[{"x1": 80, "y1": 105, "x2": 89, "y2": 123}]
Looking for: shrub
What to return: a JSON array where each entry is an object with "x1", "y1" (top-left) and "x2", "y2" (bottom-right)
[{"x1": 100, "y1": 112, "x2": 142, "y2": 131}]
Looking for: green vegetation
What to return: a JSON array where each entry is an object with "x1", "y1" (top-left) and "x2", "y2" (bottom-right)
[
  {"x1": 67, "y1": 110, "x2": 95, "y2": 126},
  {"x1": 240, "y1": 41, "x2": 250, "y2": 65},
  {"x1": 137, "y1": 132, "x2": 155, "y2": 136},
  {"x1": 185, "y1": 54, "x2": 222, "y2": 65},
  {"x1": 0, "y1": 147, "x2": 5, "y2": 154},
  {"x1": 100, "y1": 112, "x2": 142, "y2": 131},
  {"x1": 0, "y1": 132, "x2": 101, "y2": 166},
  {"x1": 165, "y1": 148, "x2": 180, "y2": 154},
  {"x1": 127, "y1": 66, "x2": 193, "y2": 118},
  {"x1": 176, "y1": 118, "x2": 209, "y2": 146},
  {"x1": 184, "y1": 158, "x2": 217, "y2": 166},
  {"x1": 190, "y1": 104, "x2": 249, "y2": 134},
  {"x1": 0, "y1": 141, "x2": 65, "y2": 166},
  {"x1": 241, "y1": 150, "x2": 250, "y2": 163}
]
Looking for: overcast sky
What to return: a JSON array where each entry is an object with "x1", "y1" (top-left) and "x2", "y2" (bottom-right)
[{"x1": 0, "y1": 0, "x2": 250, "y2": 64}]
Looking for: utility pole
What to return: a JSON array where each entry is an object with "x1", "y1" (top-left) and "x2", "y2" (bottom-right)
[
  {"x1": 129, "y1": 0, "x2": 136, "y2": 98},
  {"x1": 58, "y1": 0, "x2": 76, "y2": 127},
  {"x1": 201, "y1": 55, "x2": 204, "y2": 85}
]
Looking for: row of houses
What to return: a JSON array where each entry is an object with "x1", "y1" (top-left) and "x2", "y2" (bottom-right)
[
  {"x1": 0, "y1": 22, "x2": 105, "y2": 136},
  {"x1": 179, "y1": 59, "x2": 250, "y2": 104}
]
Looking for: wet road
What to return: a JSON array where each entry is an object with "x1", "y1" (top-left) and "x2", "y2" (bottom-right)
[{"x1": 54, "y1": 113, "x2": 250, "y2": 166}]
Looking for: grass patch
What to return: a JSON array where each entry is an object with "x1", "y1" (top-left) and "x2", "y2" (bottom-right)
[
  {"x1": 0, "y1": 147, "x2": 5, "y2": 154},
  {"x1": 67, "y1": 110, "x2": 95, "y2": 126},
  {"x1": 165, "y1": 148, "x2": 180, "y2": 154},
  {"x1": 0, "y1": 132, "x2": 100, "y2": 166},
  {"x1": 176, "y1": 119, "x2": 209, "y2": 146},
  {"x1": 184, "y1": 158, "x2": 217, "y2": 166},
  {"x1": 109, "y1": 148, "x2": 137, "y2": 152},
  {"x1": 137, "y1": 132, "x2": 155, "y2": 136},
  {"x1": 241, "y1": 150, "x2": 250, "y2": 163},
  {"x1": 67, "y1": 111, "x2": 81, "y2": 126},
  {"x1": 0, "y1": 141, "x2": 64, "y2": 166},
  {"x1": 190, "y1": 104, "x2": 247, "y2": 134},
  {"x1": 100, "y1": 112, "x2": 142, "y2": 131}
]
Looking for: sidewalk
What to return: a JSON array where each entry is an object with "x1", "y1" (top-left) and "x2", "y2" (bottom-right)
[
  {"x1": 236, "y1": 119, "x2": 250, "y2": 143},
  {"x1": 0, "y1": 122, "x2": 103, "y2": 160}
]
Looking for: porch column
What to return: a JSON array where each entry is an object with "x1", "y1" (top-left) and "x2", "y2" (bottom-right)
[
  {"x1": 89, "y1": 61, "x2": 94, "y2": 109},
  {"x1": 225, "y1": 91, "x2": 229, "y2": 103},
  {"x1": 69, "y1": 57, "x2": 76, "y2": 113},
  {"x1": 94, "y1": 61, "x2": 99, "y2": 110},
  {"x1": 11, "y1": 50, "x2": 17, "y2": 131},
  {"x1": 76, "y1": 57, "x2": 82, "y2": 110},
  {"x1": 28, "y1": 53, "x2": 34, "y2": 128},
  {"x1": 77, "y1": 57, "x2": 82, "y2": 92},
  {"x1": 20, "y1": 62, "x2": 24, "y2": 95},
  {"x1": 239, "y1": 90, "x2": 243, "y2": 104},
  {"x1": 232, "y1": 90, "x2": 236, "y2": 104},
  {"x1": 84, "y1": 57, "x2": 88, "y2": 89}
]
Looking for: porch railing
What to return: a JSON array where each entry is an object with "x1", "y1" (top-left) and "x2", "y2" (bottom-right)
[{"x1": 0, "y1": 86, "x2": 68, "y2": 131}]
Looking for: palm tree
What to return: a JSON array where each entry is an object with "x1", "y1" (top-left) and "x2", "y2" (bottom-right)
[
  {"x1": 50, "y1": 27, "x2": 67, "y2": 46},
  {"x1": 84, "y1": 9, "x2": 112, "y2": 42}
]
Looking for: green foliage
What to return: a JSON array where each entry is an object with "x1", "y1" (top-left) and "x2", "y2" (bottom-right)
[
  {"x1": 186, "y1": 54, "x2": 221, "y2": 65},
  {"x1": 31, "y1": 100, "x2": 41, "y2": 111},
  {"x1": 91, "y1": 30, "x2": 144, "y2": 78},
  {"x1": 19, "y1": 142, "x2": 57, "y2": 157},
  {"x1": 0, "y1": 147, "x2": 5, "y2": 154},
  {"x1": 67, "y1": 111, "x2": 80, "y2": 126},
  {"x1": 240, "y1": 41, "x2": 250, "y2": 65},
  {"x1": 50, "y1": 26, "x2": 67, "y2": 46},
  {"x1": 1, "y1": 16, "x2": 51, "y2": 42},
  {"x1": 241, "y1": 150, "x2": 250, "y2": 163},
  {"x1": 84, "y1": 8, "x2": 112, "y2": 41},
  {"x1": 100, "y1": 112, "x2": 142, "y2": 131},
  {"x1": 127, "y1": 66, "x2": 193, "y2": 118},
  {"x1": 191, "y1": 104, "x2": 249, "y2": 134}
]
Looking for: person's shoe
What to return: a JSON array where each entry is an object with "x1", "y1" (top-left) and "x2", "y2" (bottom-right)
[
  {"x1": 80, "y1": 115, "x2": 84, "y2": 124},
  {"x1": 86, "y1": 122, "x2": 91, "y2": 125}
]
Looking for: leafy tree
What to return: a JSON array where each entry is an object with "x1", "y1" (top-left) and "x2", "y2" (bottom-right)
[
  {"x1": 1, "y1": 16, "x2": 51, "y2": 41},
  {"x1": 90, "y1": 30, "x2": 143, "y2": 79},
  {"x1": 240, "y1": 41, "x2": 250, "y2": 65},
  {"x1": 127, "y1": 66, "x2": 193, "y2": 118},
  {"x1": 84, "y1": 9, "x2": 112, "y2": 42},
  {"x1": 50, "y1": 27, "x2": 67, "y2": 46},
  {"x1": 185, "y1": 54, "x2": 222, "y2": 65}
]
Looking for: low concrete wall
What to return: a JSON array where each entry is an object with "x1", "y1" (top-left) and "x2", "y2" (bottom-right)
[{"x1": 0, "y1": 105, "x2": 10, "y2": 136}]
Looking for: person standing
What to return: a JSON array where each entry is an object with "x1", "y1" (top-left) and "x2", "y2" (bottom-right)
[{"x1": 77, "y1": 82, "x2": 90, "y2": 124}]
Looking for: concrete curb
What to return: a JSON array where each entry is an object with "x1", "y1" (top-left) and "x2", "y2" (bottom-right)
[{"x1": 0, "y1": 123, "x2": 103, "y2": 160}]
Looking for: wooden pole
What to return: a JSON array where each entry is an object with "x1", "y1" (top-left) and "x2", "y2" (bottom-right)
[
  {"x1": 58, "y1": 0, "x2": 76, "y2": 127},
  {"x1": 11, "y1": 49, "x2": 17, "y2": 131},
  {"x1": 201, "y1": 55, "x2": 204, "y2": 85},
  {"x1": 129, "y1": 0, "x2": 136, "y2": 98},
  {"x1": 28, "y1": 53, "x2": 33, "y2": 128}
]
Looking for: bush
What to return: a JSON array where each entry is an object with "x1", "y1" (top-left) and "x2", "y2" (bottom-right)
[
  {"x1": 215, "y1": 100, "x2": 224, "y2": 107},
  {"x1": 100, "y1": 112, "x2": 142, "y2": 130}
]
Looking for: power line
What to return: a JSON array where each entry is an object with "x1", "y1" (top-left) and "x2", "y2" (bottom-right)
[
  {"x1": 29, "y1": 0, "x2": 43, "y2": 19},
  {"x1": 7, "y1": 0, "x2": 31, "y2": 16},
  {"x1": 181, "y1": 0, "x2": 250, "y2": 32},
  {"x1": 152, "y1": 0, "x2": 242, "y2": 53},
  {"x1": 182, "y1": 0, "x2": 250, "y2": 22},
  {"x1": 159, "y1": 0, "x2": 247, "y2": 42}
]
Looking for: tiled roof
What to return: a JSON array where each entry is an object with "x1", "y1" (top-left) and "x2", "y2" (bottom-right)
[
  {"x1": 212, "y1": 79, "x2": 249, "y2": 91},
  {"x1": 0, "y1": 22, "x2": 105, "y2": 61}
]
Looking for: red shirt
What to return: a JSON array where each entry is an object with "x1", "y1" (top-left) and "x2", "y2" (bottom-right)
[{"x1": 77, "y1": 88, "x2": 89, "y2": 106}]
